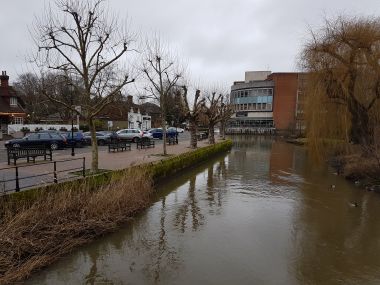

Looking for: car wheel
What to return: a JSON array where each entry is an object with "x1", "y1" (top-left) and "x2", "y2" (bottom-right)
[
  {"x1": 50, "y1": 142, "x2": 59, "y2": 150},
  {"x1": 132, "y1": 137, "x2": 139, "y2": 143},
  {"x1": 98, "y1": 140, "x2": 105, "y2": 146},
  {"x1": 12, "y1": 143, "x2": 21, "y2": 148}
]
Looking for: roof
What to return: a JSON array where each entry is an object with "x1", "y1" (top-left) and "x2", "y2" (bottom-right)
[
  {"x1": 140, "y1": 102, "x2": 161, "y2": 114},
  {"x1": 0, "y1": 86, "x2": 18, "y2": 97},
  {"x1": 0, "y1": 97, "x2": 26, "y2": 114}
]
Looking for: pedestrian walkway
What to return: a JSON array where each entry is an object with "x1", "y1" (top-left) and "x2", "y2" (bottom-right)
[{"x1": 0, "y1": 139, "x2": 213, "y2": 193}]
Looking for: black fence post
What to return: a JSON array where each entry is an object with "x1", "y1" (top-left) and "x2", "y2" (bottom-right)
[
  {"x1": 53, "y1": 161, "x2": 57, "y2": 183},
  {"x1": 15, "y1": 166, "x2": 20, "y2": 192},
  {"x1": 82, "y1": 157, "x2": 86, "y2": 177}
]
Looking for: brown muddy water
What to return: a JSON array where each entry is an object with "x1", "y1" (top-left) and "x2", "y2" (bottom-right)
[{"x1": 26, "y1": 137, "x2": 380, "y2": 285}]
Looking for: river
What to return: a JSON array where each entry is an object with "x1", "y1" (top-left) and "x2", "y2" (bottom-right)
[{"x1": 27, "y1": 136, "x2": 380, "y2": 285}]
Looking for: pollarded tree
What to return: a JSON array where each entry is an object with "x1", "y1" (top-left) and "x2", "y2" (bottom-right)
[
  {"x1": 141, "y1": 36, "x2": 183, "y2": 155},
  {"x1": 32, "y1": 0, "x2": 135, "y2": 172},
  {"x1": 165, "y1": 86, "x2": 187, "y2": 129},
  {"x1": 302, "y1": 16, "x2": 380, "y2": 156},
  {"x1": 219, "y1": 94, "x2": 234, "y2": 140},
  {"x1": 203, "y1": 91, "x2": 222, "y2": 144},
  {"x1": 182, "y1": 86, "x2": 205, "y2": 148}
]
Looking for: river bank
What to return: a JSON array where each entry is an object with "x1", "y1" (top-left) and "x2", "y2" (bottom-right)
[
  {"x1": 25, "y1": 136, "x2": 380, "y2": 285},
  {"x1": 284, "y1": 137, "x2": 380, "y2": 190},
  {"x1": 0, "y1": 140, "x2": 232, "y2": 284}
]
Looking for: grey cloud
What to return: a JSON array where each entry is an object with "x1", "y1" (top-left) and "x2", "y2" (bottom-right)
[{"x1": 1, "y1": 0, "x2": 380, "y2": 86}]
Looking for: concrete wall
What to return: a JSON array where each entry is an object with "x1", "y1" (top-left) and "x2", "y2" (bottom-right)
[
  {"x1": 245, "y1": 71, "x2": 271, "y2": 82},
  {"x1": 7, "y1": 124, "x2": 79, "y2": 135}
]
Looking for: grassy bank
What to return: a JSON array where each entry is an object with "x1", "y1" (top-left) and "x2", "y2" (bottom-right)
[
  {"x1": 332, "y1": 152, "x2": 380, "y2": 189},
  {"x1": 0, "y1": 140, "x2": 232, "y2": 284}
]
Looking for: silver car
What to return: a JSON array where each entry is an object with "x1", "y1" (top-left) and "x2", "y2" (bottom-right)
[{"x1": 116, "y1": 128, "x2": 143, "y2": 142}]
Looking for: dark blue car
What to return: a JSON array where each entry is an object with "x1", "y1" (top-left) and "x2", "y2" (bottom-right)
[
  {"x1": 62, "y1": 132, "x2": 86, "y2": 147},
  {"x1": 5, "y1": 132, "x2": 67, "y2": 150},
  {"x1": 147, "y1": 128, "x2": 178, "y2": 139}
]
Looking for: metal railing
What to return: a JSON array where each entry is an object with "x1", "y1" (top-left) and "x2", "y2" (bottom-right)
[{"x1": 0, "y1": 157, "x2": 86, "y2": 194}]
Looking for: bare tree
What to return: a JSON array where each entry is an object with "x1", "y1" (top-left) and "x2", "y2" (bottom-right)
[
  {"x1": 182, "y1": 86, "x2": 205, "y2": 148},
  {"x1": 302, "y1": 16, "x2": 380, "y2": 158},
  {"x1": 219, "y1": 94, "x2": 234, "y2": 140},
  {"x1": 32, "y1": 0, "x2": 135, "y2": 172},
  {"x1": 203, "y1": 91, "x2": 222, "y2": 144},
  {"x1": 141, "y1": 36, "x2": 183, "y2": 155}
]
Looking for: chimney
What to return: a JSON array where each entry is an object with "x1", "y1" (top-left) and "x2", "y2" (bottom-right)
[
  {"x1": 127, "y1": 95, "x2": 133, "y2": 106},
  {"x1": 0, "y1": 71, "x2": 9, "y2": 87}
]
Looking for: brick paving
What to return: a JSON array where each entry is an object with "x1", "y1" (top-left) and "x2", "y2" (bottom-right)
[{"x1": 0, "y1": 139, "x2": 212, "y2": 193}]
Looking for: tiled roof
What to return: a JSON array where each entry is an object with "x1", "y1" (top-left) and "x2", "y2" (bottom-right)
[
  {"x1": 0, "y1": 97, "x2": 25, "y2": 114},
  {"x1": 0, "y1": 86, "x2": 26, "y2": 115},
  {"x1": 0, "y1": 86, "x2": 18, "y2": 97}
]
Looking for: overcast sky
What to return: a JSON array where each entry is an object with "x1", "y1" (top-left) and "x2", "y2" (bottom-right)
[{"x1": 1, "y1": 0, "x2": 380, "y2": 91}]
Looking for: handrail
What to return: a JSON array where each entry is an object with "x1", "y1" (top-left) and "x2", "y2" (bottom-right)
[{"x1": 0, "y1": 157, "x2": 86, "y2": 194}]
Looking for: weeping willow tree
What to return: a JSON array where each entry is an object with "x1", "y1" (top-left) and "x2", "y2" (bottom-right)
[{"x1": 302, "y1": 16, "x2": 380, "y2": 160}]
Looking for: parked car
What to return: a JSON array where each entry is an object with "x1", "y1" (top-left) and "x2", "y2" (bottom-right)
[
  {"x1": 83, "y1": 131, "x2": 111, "y2": 145},
  {"x1": 100, "y1": 131, "x2": 120, "y2": 143},
  {"x1": 5, "y1": 132, "x2": 67, "y2": 150},
  {"x1": 116, "y1": 128, "x2": 144, "y2": 142},
  {"x1": 62, "y1": 132, "x2": 86, "y2": 147},
  {"x1": 147, "y1": 128, "x2": 178, "y2": 140},
  {"x1": 147, "y1": 128, "x2": 163, "y2": 139},
  {"x1": 143, "y1": 131, "x2": 153, "y2": 139},
  {"x1": 168, "y1": 127, "x2": 184, "y2": 133}
]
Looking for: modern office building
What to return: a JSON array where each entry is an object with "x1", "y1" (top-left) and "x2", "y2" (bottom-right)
[{"x1": 228, "y1": 71, "x2": 306, "y2": 134}]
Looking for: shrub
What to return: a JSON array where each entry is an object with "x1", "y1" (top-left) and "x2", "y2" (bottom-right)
[
  {"x1": 34, "y1": 127, "x2": 43, "y2": 132},
  {"x1": 59, "y1": 127, "x2": 67, "y2": 132},
  {"x1": 0, "y1": 168, "x2": 153, "y2": 284},
  {"x1": 20, "y1": 127, "x2": 30, "y2": 135},
  {"x1": 48, "y1": 127, "x2": 57, "y2": 130}
]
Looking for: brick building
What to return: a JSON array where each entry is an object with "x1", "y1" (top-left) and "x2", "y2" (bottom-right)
[
  {"x1": 0, "y1": 71, "x2": 27, "y2": 134},
  {"x1": 228, "y1": 71, "x2": 305, "y2": 134}
]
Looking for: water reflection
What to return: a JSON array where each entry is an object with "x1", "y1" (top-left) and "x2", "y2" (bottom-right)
[{"x1": 26, "y1": 137, "x2": 380, "y2": 285}]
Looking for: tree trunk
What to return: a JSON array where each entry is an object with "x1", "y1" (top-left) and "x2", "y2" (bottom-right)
[
  {"x1": 189, "y1": 119, "x2": 198, "y2": 148},
  {"x1": 348, "y1": 98, "x2": 373, "y2": 146},
  {"x1": 220, "y1": 120, "x2": 226, "y2": 140},
  {"x1": 208, "y1": 123, "x2": 215, "y2": 144},
  {"x1": 162, "y1": 117, "x2": 167, "y2": 155},
  {"x1": 89, "y1": 117, "x2": 99, "y2": 172}
]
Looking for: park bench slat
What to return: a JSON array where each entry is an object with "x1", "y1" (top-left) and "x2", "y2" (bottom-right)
[{"x1": 7, "y1": 145, "x2": 52, "y2": 165}]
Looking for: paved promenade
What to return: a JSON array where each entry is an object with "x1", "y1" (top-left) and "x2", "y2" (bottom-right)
[{"x1": 0, "y1": 139, "x2": 212, "y2": 193}]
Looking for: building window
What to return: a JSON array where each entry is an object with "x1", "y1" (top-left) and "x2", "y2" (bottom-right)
[
  {"x1": 14, "y1": 117, "x2": 24, "y2": 124},
  {"x1": 10, "y1": 97, "x2": 17, "y2": 107}
]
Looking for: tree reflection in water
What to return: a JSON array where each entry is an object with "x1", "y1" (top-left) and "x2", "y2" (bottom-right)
[{"x1": 174, "y1": 175, "x2": 204, "y2": 232}]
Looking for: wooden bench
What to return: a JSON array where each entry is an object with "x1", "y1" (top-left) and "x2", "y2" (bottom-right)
[
  {"x1": 7, "y1": 146, "x2": 52, "y2": 165},
  {"x1": 197, "y1": 132, "x2": 208, "y2": 141},
  {"x1": 137, "y1": 137, "x2": 155, "y2": 149},
  {"x1": 108, "y1": 141, "x2": 131, "y2": 152}
]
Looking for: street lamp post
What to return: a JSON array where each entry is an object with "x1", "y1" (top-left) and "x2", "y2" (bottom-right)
[{"x1": 69, "y1": 85, "x2": 75, "y2": 156}]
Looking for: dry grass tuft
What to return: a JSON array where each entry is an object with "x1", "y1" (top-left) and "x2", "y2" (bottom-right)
[{"x1": 0, "y1": 168, "x2": 153, "y2": 284}]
